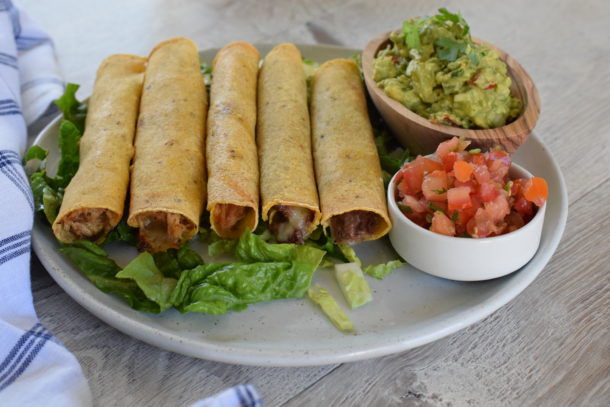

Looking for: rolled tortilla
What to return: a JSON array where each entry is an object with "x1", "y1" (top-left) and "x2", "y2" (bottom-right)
[
  {"x1": 207, "y1": 42, "x2": 260, "y2": 239},
  {"x1": 52, "y1": 54, "x2": 146, "y2": 244},
  {"x1": 257, "y1": 44, "x2": 321, "y2": 243},
  {"x1": 127, "y1": 37, "x2": 207, "y2": 252},
  {"x1": 310, "y1": 59, "x2": 391, "y2": 244}
]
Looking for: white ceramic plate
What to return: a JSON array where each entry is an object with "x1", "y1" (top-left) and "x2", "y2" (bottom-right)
[{"x1": 32, "y1": 44, "x2": 568, "y2": 367}]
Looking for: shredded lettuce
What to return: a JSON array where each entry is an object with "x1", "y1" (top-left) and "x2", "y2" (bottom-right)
[
  {"x1": 334, "y1": 263, "x2": 372, "y2": 309},
  {"x1": 308, "y1": 285, "x2": 353, "y2": 332},
  {"x1": 337, "y1": 244, "x2": 361, "y2": 266},
  {"x1": 363, "y1": 260, "x2": 404, "y2": 280}
]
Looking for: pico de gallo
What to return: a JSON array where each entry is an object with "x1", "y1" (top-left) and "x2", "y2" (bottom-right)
[{"x1": 393, "y1": 137, "x2": 548, "y2": 238}]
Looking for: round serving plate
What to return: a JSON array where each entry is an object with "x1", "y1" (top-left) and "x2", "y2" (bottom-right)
[{"x1": 32, "y1": 44, "x2": 568, "y2": 367}]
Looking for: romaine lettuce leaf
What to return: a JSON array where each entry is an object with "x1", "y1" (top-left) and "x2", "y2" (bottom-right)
[
  {"x1": 59, "y1": 241, "x2": 160, "y2": 313},
  {"x1": 25, "y1": 84, "x2": 85, "y2": 223},
  {"x1": 103, "y1": 218, "x2": 137, "y2": 246},
  {"x1": 151, "y1": 245, "x2": 204, "y2": 279},
  {"x1": 171, "y1": 233, "x2": 326, "y2": 315},
  {"x1": 305, "y1": 227, "x2": 351, "y2": 263},
  {"x1": 115, "y1": 252, "x2": 177, "y2": 312},
  {"x1": 235, "y1": 228, "x2": 298, "y2": 262},
  {"x1": 54, "y1": 82, "x2": 87, "y2": 133}
]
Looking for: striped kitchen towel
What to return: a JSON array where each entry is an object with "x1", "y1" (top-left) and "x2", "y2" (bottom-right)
[
  {"x1": 0, "y1": 1, "x2": 92, "y2": 405},
  {"x1": 190, "y1": 385, "x2": 264, "y2": 407}
]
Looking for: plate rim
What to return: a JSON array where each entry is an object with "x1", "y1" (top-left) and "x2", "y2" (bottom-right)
[{"x1": 31, "y1": 43, "x2": 569, "y2": 367}]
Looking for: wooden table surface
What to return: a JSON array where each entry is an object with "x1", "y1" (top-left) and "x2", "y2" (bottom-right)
[{"x1": 16, "y1": 0, "x2": 609, "y2": 405}]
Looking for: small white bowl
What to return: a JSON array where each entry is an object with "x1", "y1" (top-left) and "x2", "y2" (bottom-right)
[{"x1": 387, "y1": 162, "x2": 546, "y2": 281}]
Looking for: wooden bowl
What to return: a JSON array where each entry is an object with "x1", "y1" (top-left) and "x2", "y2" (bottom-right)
[{"x1": 362, "y1": 31, "x2": 540, "y2": 154}]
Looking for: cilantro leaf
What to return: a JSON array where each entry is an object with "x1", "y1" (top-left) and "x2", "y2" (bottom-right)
[
  {"x1": 402, "y1": 20, "x2": 422, "y2": 49},
  {"x1": 435, "y1": 37, "x2": 468, "y2": 62},
  {"x1": 398, "y1": 204, "x2": 413, "y2": 214},
  {"x1": 435, "y1": 8, "x2": 470, "y2": 36}
]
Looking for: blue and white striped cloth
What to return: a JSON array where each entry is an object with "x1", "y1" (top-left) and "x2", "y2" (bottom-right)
[
  {"x1": 190, "y1": 385, "x2": 263, "y2": 407},
  {"x1": 0, "y1": 1, "x2": 93, "y2": 405},
  {"x1": 0, "y1": 1, "x2": 263, "y2": 406}
]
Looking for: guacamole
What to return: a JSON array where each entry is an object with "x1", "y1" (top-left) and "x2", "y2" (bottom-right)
[{"x1": 373, "y1": 8, "x2": 522, "y2": 129}]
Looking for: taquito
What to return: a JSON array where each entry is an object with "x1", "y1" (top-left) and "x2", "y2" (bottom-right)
[
  {"x1": 310, "y1": 59, "x2": 391, "y2": 244},
  {"x1": 257, "y1": 44, "x2": 321, "y2": 243},
  {"x1": 52, "y1": 54, "x2": 146, "y2": 244},
  {"x1": 128, "y1": 37, "x2": 207, "y2": 252},
  {"x1": 207, "y1": 42, "x2": 260, "y2": 238}
]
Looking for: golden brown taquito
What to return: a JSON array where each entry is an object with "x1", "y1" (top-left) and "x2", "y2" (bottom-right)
[
  {"x1": 127, "y1": 37, "x2": 207, "y2": 252},
  {"x1": 206, "y1": 41, "x2": 260, "y2": 239},
  {"x1": 257, "y1": 43, "x2": 321, "y2": 243},
  {"x1": 310, "y1": 59, "x2": 391, "y2": 244},
  {"x1": 52, "y1": 54, "x2": 146, "y2": 244}
]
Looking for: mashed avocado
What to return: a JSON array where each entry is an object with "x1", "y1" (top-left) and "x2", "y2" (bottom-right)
[{"x1": 373, "y1": 8, "x2": 522, "y2": 129}]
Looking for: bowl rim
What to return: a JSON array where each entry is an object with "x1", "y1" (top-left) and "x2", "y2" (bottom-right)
[
  {"x1": 362, "y1": 31, "x2": 541, "y2": 137},
  {"x1": 387, "y1": 160, "x2": 547, "y2": 243}
]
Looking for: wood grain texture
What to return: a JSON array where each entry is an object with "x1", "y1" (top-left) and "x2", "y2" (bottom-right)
[{"x1": 15, "y1": 0, "x2": 610, "y2": 405}]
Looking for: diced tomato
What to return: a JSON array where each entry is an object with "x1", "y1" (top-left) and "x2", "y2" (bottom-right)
[
  {"x1": 473, "y1": 165, "x2": 491, "y2": 184},
  {"x1": 522, "y1": 177, "x2": 548, "y2": 207},
  {"x1": 435, "y1": 137, "x2": 470, "y2": 161},
  {"x1": 447, "y1": 186, "x2": 472, "y2": 212},
  {"x1": 468, "y1": 208, "x2": 493, "y2": 238},
  {"x1": 422, "y1": 170, "x2": 449, "y2": 201},
  {"x1": 453, "y1": 179, "x2": 477, "y2": 193},
  {"x1": 430, "y1": 211, "x2": 456, "y2": 236},
  {"x1": 441, "y1": 151, "x2": 459, "y2": 172},
  {"x1": 395, "y1": 165, "x2": 424, "y2": 196},
  {"x1": 488, "y1": 159, "x2": 510, "y2": 184},
  {"x1": 443, "y1": 151, "x2": 471, "y2": 172},
  {"x1": 506, "y1": 211, "x2": 525, "y2": 233},
  {"x1": 478, "y1": 181, "x2": 499, "y2": 202},
  {"x1": 411, "y1": 155, "x2": 444, "y2": 174},
  {"x1": 511, "y1": 179, "x2": 524, "y2": 196},
  {"x1": 470, "y1": 153, "x2": 486, "y2": 166},
  {"x1": 426, "y1": 200, "x2": 448, "y2": 214},
  {"x1": 453, "y1": 160, "x2": 474, "y2": 182},
  {"x1": 487, "y1": 149, "x2": 512, "y2": 166},
  {"x1": 400, "y1": 195, "x2": 427, "y2": 213},
  {"x1": 455, "y1": 195, "x2": 481, "y2": 229},
  {"x1": 484, "y1": 194, "x2": 510, "y2": 223},
  {"x1": 513, "y1": 196, "x2": 533, "y2": 217},
  {"x1": 393, "y1": 141, "x2": 547, "y2": 238},
  {"x1": 436, "y1": 138, "x2": 460, "y2": 161}
]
